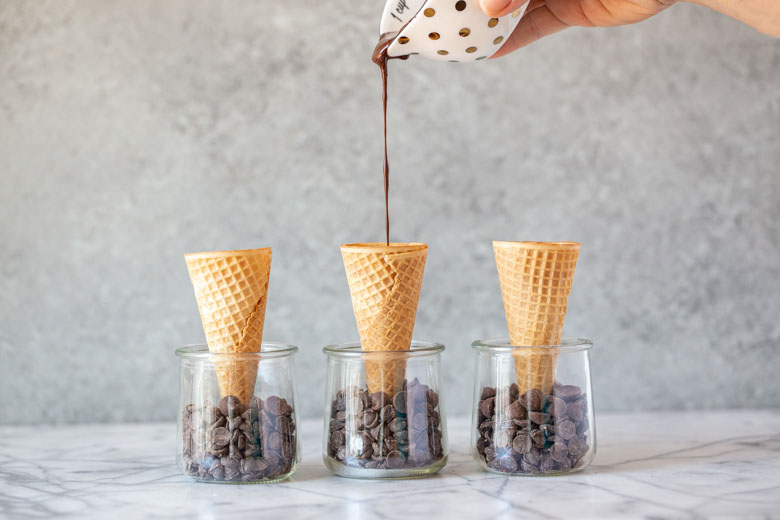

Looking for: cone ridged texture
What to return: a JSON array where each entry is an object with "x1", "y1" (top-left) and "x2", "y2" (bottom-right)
[
  {"x1": 341, "y1": 243, "x2": 427, "y2": 395},
  {"x1": 493, "y1": 241, "x2": 580, "y2": 394},
  {"x1": 185, "y1": 248, "x2": 272, "y2": 402}
]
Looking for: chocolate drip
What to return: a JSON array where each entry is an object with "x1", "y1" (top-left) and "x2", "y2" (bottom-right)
[{"x1": 372, "y1": 33, "x2": 408, "y2": 246}]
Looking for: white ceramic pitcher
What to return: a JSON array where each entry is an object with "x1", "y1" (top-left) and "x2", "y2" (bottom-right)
[{"x1": 380, "y1": 0, "x2": 530, "y2": 62}]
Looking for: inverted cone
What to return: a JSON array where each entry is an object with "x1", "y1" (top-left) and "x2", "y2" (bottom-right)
[
  {"x1": 185, "y1": 248, "x2": 272, "y2": 402},
  {"x1": 341, "y1": 243, "x2": 427, "y2": 395},
  {"x1": 493, "y1": 241, "x2": 580, "y2": 394}
]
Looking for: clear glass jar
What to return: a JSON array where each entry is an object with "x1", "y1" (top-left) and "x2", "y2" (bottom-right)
[
  {"x1": 176, "y1": 343, "x2": 300, "y2": 483},
  {"x1": 322, "y1": 341, "x2": 448, "y2": 479},
  {"x1": 471, "y1": 338, "x2": 596, "y2": 476}
]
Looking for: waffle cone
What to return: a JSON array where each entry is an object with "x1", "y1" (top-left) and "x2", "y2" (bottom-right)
[
  {"x1": 493, "y1": 241, "x2": 580, "y2": 394},
  {"x1": 341, "y1": 243, "x2": 427, "y2": 395},
  {"x1": 185, "y1": 248, "x2": 272, "y2": 403}
]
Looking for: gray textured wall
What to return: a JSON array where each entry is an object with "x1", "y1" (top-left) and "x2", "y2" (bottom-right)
[{"x1": 1, "y1": 1, "x2": 778, "y2": 425}]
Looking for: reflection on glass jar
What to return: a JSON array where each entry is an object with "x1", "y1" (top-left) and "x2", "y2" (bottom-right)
[
  {"x1": 322, "y1": 342, "x2": 448, "y2": 479},
  {"x1": 471, "y1": 338, "x2": 596, "y2": 476},
  {"x1": 175, "y1": 343, "x2": 300, "y2": 483}
]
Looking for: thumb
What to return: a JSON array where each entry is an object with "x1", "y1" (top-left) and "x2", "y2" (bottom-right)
[{"x1": 480, "y1": 0, "x2": 527, "y2": 17}]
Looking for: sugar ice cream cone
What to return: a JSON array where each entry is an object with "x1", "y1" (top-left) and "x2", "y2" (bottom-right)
[
  {"x1": 341, "y1": 243, "x2": 428, "y2": 395},
  {"x1": 185, "y1": 248, "x2": 272, "y2": 403},
  {"x1": 493, "y1": 241, "x2": 580, "y2": 394}
]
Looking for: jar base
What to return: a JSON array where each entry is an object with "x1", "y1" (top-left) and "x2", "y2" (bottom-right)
[
  {"x1": 476, "y1": 453, "x2": 593, "y2": 477},
  {"x1": 323, "y1": 455, "x2": 447, "y2": 479},
  {"x1": 183, "y1": 465, "x2": 297, "y2": 484}
]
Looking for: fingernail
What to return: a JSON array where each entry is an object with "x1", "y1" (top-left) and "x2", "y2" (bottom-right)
[{"x1": 481, "y1": 0, "x2": 511, "y2": 15}]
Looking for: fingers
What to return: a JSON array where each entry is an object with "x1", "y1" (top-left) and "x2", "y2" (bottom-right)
[
  {"x1": 490, "y1": 5, "x2": 569, "y2": 57},
  {"x1": 480, "y1": 0, "x2": 529, "y2": 18}
]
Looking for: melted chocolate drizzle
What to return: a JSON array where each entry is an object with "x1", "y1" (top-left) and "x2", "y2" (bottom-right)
[{"x1": 372, "y1": 32, "x2": 408, "y2": 246}]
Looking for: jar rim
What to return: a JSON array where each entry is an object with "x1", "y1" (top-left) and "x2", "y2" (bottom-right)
[
  {"x1": 175, "y1": 342, "x2": 298, "y2": 360},
  {"x1": 322, "y1": 341, "x2": 445, "y2": 358},
  {"x1": 471, "y1": 337, "x2": 592, "y2": 353}
]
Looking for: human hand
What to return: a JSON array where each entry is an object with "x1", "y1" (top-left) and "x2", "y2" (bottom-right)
[
  {"x1": 482, "y1": 0, "x2": 675, "y2": 56},
  {"x1": 482, "y1": 0, "x2": 780, "y2": 56}
]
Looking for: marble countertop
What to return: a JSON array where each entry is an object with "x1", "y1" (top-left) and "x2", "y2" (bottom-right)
[{"x1": 2, "y1": 411, "x2": 779, "y2": 519}]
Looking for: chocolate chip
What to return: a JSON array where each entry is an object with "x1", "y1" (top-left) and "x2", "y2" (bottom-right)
[
  {"x1": 266, "y1": 431, "x2": 283, "y2": 452},
  {"x1": 479, "y1": 397, "x2": 495, "y2": 418},
  {"x1": 481, "y1": 387, "x2": 497, "y2": 400},
  {"x1": 361, "y1": 410, "x2": 380, "y2": 430},
  {"x1": 411, "y1": 412, "x2": 428, "y2": 431},
  {"x1": 551, "y1": 442, "x2": 569, "y2": 462},
  {"x1": 330, "y1": 429, "x2": 346, "y2": 449},
  {"x1": 495, "y1": 429, "x2": 514, "y2": 449},
  {"x1": 556, "y1": 420, "x2": 576, "y2": 440},
  {"x1": 576, "y1": 416, "x2": 589, "y2": 436},
  {"x1": 356, "y1": 432, "x2": 373, "y2": 458},
  {"x1": 540, "y1": 455, "x2": 556, "y2": 472},
  {"x1": 548, "y1": 396, "x2": 568, "y2": 418},
  {"x1": 523, "y1": 448, "x2": 542, "y2": 466},
  {"x1": 505, "y1": 400, "x2": 528, "y2": 420},
  {"x1": 426, "y1": 388, "x2": 439, "y2": 408},
  {"x1": 212, "y1": 427, "x2": 230, "y2": 447},
  {"x1": 567, "y1": 436, "x2": 587, "y2": 457},
  {"x1": 512, "y1": 432, "x2": 532, "y2": 454},
  {"x1": 209, "y1": 415, "x2": 227, "y2": 431},
  {"x1": 530, "y1": 429, "x2": 545, "y2": 448},
  {"x1": 566, "y1": 400, "x2": 585, "y2": 422},
  {"x1": 522, "y1": 390, "x2": 543, "y2": 411},
  {"x1": 388, "y1": 418, "x2": 407, "y2": 433},
  {"x1": 512, "y1": 418, "x2": 529, "y2": 428},
  {"x1": 479, "y1": 419, "x2": 494, "y2": 433},
  {"x1": 348, "y1": 396, "x2": 365, "y2": 416},
  {"x1": 386, "y1": 450, "x2": 405, "y2": 469},
  {"x1": 555, "y1": 385, "x2": 582, "y2": 402},
  {"x1": 379, "y1": 404, "x2": 395, "y2": 424},
  {"x1": 265, "y1": 396, "x2": 284, "y2": 416},
  {"x1": 528, "y1": 412, "x2": 551, "y2": 425},
  {"x1": 499, "y1": 456, "x2": 518, "y2": 473},
  {"x1": 203, "y1": 405, "x2": 222, "y2": 423},
  {"x1": 228, "y1": 416, "x2": 242, "y2": 431},
  {"x1": 393, "y1": 391, "x2": 407, "y2": 413},
  {"x1": 276, "y1": 415, "x2": 292, "y2": 434},
  {"x1": 369, "y1": 391, "x2": 390, "y2": 411},
  {"x1": 264, "y1": 451, "x2": 282, "y2": 468}
]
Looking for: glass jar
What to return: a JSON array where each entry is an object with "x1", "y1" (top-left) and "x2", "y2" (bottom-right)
[
  {"x1": 176, "y1": 343, "x2": 300, "y2": 483},
  {"x1": 322, "y1": 342, "x2": 448, "y2": 479},
  {"x1": 471, "y1": 338, "x2": 596, "y2": 476}
]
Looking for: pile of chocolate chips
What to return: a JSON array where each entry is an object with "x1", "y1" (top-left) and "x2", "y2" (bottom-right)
[
  {"x1": 181, "y1": 394, "x2": 296, "y2": 482},
  {"x1": 475, "y1": 382, "x2": 590, "y2": 474},
  {"x1": 327, "y1": 378, "x2": 445, "y2": 470}
]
